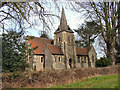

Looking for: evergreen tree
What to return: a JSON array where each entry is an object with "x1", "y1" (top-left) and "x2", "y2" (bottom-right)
[
  {"x1": 40, "y1": 31, "x2": 49, "y2": 39},
  {"x1": 75, "y1": 21, "x2": 100, "y2": 47},
  {"x1": 40, "y1": 33, "x2": 49, "y2": 39},
  {"x1": 2, "y1": 30, "x2": 30, "y2": 72}
]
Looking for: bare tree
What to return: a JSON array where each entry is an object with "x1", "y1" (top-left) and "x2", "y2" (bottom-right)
[
  {"x1": 115, "y1": 1, "x2": 120, "y2": 62},
  {"x1": 68, "y1": 1, "x2": 119, "y2": 65},
  {"x1": 0, "y1": 1, "x2": 60, "y2": 34}
]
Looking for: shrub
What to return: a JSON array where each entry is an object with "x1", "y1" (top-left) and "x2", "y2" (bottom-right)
[{"x1": 95, "y1": 57, "x2": 112, "y2": 67}]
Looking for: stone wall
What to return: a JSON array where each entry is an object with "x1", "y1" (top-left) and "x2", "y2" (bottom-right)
[
  {"x1": 33, "y1": 55, "x2": 44, "y2": 71},
  {"x1": 75, "y1": 56, "x2": 89, "y2": 68},
  {"x1": 54, "y1": 31, "x2": 66, "y2": 53},
  {"x1": 64, "y1": 32, "x2": 76, "y2": 69},
  {"x1": 54, "y1": 31, "x2": 76, "y2": 69},
  {"x1": 54, "y1": 32, "x2": 63, "y2": 46},
  {"x1": 44, "y1": 46, "x2": 53, "y2": 70},
  {"x1": 88, "y1": 46, "x2": 97, "y2": 68},
  {"x1": 52, "y1": 55, "x2": 65, "y2": 69}
]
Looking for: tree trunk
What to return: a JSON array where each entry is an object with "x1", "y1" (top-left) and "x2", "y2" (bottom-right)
[
  {"x1": 88, "y1": 34, "x2": 90, "y2": 47},
  {"x1": 110, "y1": 47, "x2": 116, "y2": 65},
  {"x1": 106, "y1": 39, "x2": 116, "y2": 65},
  {"x1": 106, "y1": 46, "x2": 116, "y2": 65},
  {"x1": 118, "y1": 1, "x2": 120, "y2": 60}
]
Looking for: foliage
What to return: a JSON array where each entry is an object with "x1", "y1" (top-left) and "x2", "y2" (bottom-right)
[
  {"x1": 75, "y1": 21, "x2": 100, "y2": 47},
  {"x1": 40, "y1": 33, "x2": 49, "y2": 39},
  {"x1": 95, "y1": 57, "x2": 112, "y2": 67},
  {"x1": 39, "y1": 31, "x2": 49, "y2": 39},
  {"x1": 2, "y1": 30, "x2": 30, "y2": 72}
]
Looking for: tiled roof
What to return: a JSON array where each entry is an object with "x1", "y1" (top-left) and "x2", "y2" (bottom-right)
[
  {"x1": 47, "y1": 45, "x2": 63, "y2": 55},
  {"x1": 76, "y1": 47, "x2": 89, "y2": 55},
  {"x1": 27, "y1": 36, "x2": 90, "y2": 55},
  {"x1": 27, "y1": 36, "x2": 53, "y2": 54}
]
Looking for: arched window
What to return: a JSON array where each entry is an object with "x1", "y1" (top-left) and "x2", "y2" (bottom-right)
[
  {"x1": 68, "y1": 36, "x2": 70, "y2": 42},
  {"x1": 92, "y1": 55, "x2": 94, "y2": 62},
  {"x1": 59, "y1": 57, "x2": 61, "y2": 62},
  {"x1": 34, "y1": 65, "x2": 36, "y2": 71},
  {"x1": 51, "y1": 40, "x2": 54, "y2": 45},
  {"x1": 84, "y1": 57, "x2": 86, "y2": 63},
  {"x1": 81, "y1": 57, "x2": 83, "y2": 63},
  {"x1": 78, "y1": 56, "x2": 80, "y2": 63},
  {"x1": 81, "y1": 57, "x2": 83, "y2": 60},
  {"x1": 58, "y1": 37, "x2": 61, "y2": 42},
  {"x1": 41, "y1": 57, "x2": 43, "y2": 62}
]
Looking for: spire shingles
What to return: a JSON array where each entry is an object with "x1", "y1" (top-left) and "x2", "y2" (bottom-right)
[
  {"x1": 54, "y1": 8, "x2": 73, "y2": 34},
  {"x1": 59, "y1": 7, "x2": 68, "y2": 31}
]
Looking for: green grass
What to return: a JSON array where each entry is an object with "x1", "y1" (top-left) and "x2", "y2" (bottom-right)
[{"x1": 50, "y1": 74, "x2": 119, "y2": 88}]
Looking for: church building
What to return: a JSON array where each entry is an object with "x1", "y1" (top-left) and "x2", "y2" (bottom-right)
[{"x1": 26, "y1": 8, "x2": 97, "y2": 71}]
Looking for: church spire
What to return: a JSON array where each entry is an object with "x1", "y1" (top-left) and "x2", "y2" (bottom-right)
[
  {"x1": 59, "y1": 7, "x2": 68, "y2": 30},
  {"x1": 54, "y1": 7, "x2": 73, "y2": 34}
]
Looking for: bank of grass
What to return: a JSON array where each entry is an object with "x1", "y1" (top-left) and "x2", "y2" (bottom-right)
[
  {"x1": 50, "y1": 74, "x2": 119, "y2": 88},
  {"x1": 2, "y1": 65, "x2": 119, "y2": 88}
]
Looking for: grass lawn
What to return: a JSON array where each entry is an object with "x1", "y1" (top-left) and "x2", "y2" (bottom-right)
[{"x1": 50, "y1": 74, "x2": 119, "y2": 88}]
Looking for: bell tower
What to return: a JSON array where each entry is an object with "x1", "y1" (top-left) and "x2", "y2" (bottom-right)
[{"x1": 54, "y1": 8, "x2": 76, "y2": 68}]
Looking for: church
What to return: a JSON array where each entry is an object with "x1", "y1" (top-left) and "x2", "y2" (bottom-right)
[{"x1": 26, "y1": 8, "x2": 97, "y2": 71}]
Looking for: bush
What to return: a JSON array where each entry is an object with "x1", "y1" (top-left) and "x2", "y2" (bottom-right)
[{"x1": 95, "y1": 57, "x2": 112, "y2": 67}]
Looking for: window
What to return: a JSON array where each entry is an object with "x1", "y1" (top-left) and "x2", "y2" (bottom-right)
[
  {"x1": 84, "y1": 57, "x2": 86, "y2": 63},
  {"x1": 41, "y1": 57, "x2": 43, "y2": 62},
  {"x1": 51, "y1": 40, "x2": 54, "y2": 45},
  {"x1": 81, "y1": 57, "x2": 83, "y2": 63},
  {"x1": 59, "y1": 57, "x2": 61, "y2": 62},
  {"x1": 68, "y1": 37, "x2": 70, "y2": 42},
  {"x1": 34, "y1": 65, "x2": 36, "y2": 71},
  {"x1": 81, "y1": 57, "x2": 83, "y2": 60},
  {"x1": 58, "y1": 37, "x2": 61, "y2": 42},
  {"x1": 78, "y1": 56, "x2": 80, "y2": 63},
  {"x1": 92, "y1": 55, "x2": 94, "y2": 62}
]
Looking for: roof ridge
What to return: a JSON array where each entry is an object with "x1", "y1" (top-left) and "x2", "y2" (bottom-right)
[
  {"x1": 47, "y1": 44, "x2": 59, "y2": 46},
  {"x1": 76, "y1": 47, "x2": 89, "y2": 49},
  {"x1": 27, "y1": 35, "x2": 53, "y2": 40}
]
